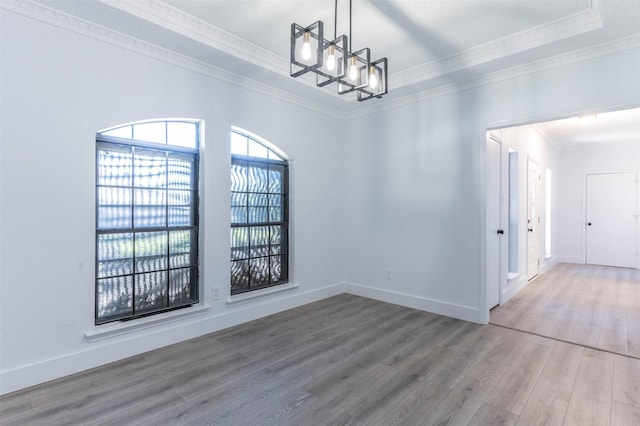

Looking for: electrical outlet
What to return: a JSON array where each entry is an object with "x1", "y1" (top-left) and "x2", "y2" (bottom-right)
[
  {"x1": 212, "y1": 287, "x2": 220, "y2": 300},
  {"x1": 385, "y1": 269, "x2": 392, "y2": 280}
]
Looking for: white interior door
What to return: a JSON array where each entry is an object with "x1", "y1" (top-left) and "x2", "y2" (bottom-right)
[
  {"x1": 586, "y1": 172, "x2": 638, "y2": 268},
  {"x1": 486, "y1": 137, "x2": 502, "y2": 309},
  {"x1": 527, "y1": 160, "x2": 540, "y2": 280}
]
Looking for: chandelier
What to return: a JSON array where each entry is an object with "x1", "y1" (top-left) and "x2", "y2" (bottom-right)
[{"x1": 290, "y1": 0, "x2": 388, "y2": 101}]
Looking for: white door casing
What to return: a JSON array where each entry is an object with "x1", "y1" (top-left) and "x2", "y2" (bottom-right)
[
  {"x1": 486, "y1": 136, "x2": 502, "y2": 309},
  {"x1": 527, "y1": 159, "x2": 540, "y2": 281},
  {"x1": 586, "y1": 172, "x2": 638, "y2": 269}
]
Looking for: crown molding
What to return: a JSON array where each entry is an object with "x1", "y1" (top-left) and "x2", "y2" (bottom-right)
[
  {"x1": 530, "y1": 123, "x2": 553, "y2": 145},
  {"x1": 391, "y1": 0, "x2": 603, "y2": 89},
  {"x1": 530, "y1": 123, "x2": 562, "y2": 151},
  {"x1": 1, "y1": 0, "x2": 344, "y2": 119},
  {"x1": 95, "y1": 0, "x2": 612, "y2": 111},
  {"x1": 96, "y1": 0, "x2": 604, "y2": 95},
  {"x1": 98, "y1": 0, "x2": 288, "y2": 75},
  {"x1": 3, "y1": 0, "x2": 637, "y2": 121},
  {"x1": 97, "y1": 0, "x2": 335, "y2": 97},
  {"x1": 346, "y1": 34, "x2": 640, "y2": 119}
]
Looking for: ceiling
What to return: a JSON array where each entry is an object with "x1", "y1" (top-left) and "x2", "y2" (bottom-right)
[
  {"x1": 25, "y1": 0, "x2": 640, "y2": 146},
  {"x1": 533, "y1": 107, "x2": 640, "y2": 150}
]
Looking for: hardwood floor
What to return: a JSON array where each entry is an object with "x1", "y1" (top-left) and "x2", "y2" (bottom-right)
[
  {"x1": 491, "y1": 263, "x2": 640, "y2": 359},
  {"x1": 2, "y1": 292, "x2": 640, "y2": 425}
]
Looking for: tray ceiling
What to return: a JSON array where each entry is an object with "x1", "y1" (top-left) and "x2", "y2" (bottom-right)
[
  {"x1": 12, "y1": 0, "x2": 640, "y2": 119},
  {"x1": 15, "y1": 0, "x2": 640, "y2": 111}
]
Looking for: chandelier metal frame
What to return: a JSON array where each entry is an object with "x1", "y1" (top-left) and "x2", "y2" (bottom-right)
[{"x1": 290, "y1": 0, "x2": 388, "y2": 101}]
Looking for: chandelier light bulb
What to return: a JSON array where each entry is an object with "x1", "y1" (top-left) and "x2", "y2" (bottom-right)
[
  {"x1": 349, "y1": 56, "x2": 358, "y2": 81},
  {"x1": 301, "y1": 31, "x2": 312, "y2": 60},
  {"x1": 368, "y1": 65, "x2": 378, "y2": 89},
  {"x1": 289, "y1": 0, "x2": 388, "y2": 100},
  {"x1": 326, "y1": 44, "x2": 336, "y2": 71}
]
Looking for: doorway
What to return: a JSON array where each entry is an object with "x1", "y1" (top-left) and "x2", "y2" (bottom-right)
[
  {"x1": 483, "y1": 108, "x2": 640, "y2": 320},
  {"x1": 485, "y1": 125, "x2": 547, "y2": 316},
  {"x1": 527, "y1": 159, "x2": 540, "y2": 280},
  {"x1": 487, "y1": 106, "x2": 640, "y2": 352}
]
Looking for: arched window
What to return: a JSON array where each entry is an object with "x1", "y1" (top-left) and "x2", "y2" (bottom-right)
[
  {"x1": 95, "y1": 119, "x2": 200, "y2": 324},
  {"x1": 230, "y1": 128, "x2": 289, "y2": 295}
]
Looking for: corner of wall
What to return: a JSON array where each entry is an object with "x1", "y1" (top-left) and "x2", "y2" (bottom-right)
[
  {"x1": 501, "y1": 274, "x2": 529, "y2": 304},
  {"x1": 342, "y1": 282, "x2": 484, "y2": 324},
  {"x1": 540, "y1": 255, "x2": 559, "y2": 274}
]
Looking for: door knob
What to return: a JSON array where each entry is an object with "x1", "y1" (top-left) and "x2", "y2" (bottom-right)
[
  {"x1": 528, "y1": 228, "x2": 533, "y2": 232},
  {"x1": 497, "y1": 229, "x2": 504, "y2": 235},
  {"x1": 587, "y1": 222, "x2": 592, "y2": 226}
]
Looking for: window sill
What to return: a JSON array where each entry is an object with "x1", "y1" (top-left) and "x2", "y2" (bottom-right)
[
  {"x1": 226, "y1": 283, "x2": 299, "y2": 306},
  {"x1": 85, "y1": 304, "x2": 211, "y2": 342},
  {"x1": 507, "y1": 272, "x2": 520, "y2": 281}
]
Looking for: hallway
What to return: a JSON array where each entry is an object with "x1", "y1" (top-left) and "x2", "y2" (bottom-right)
[{"x1": 491, "y1": 263, "x2": 640, "y2": 358}]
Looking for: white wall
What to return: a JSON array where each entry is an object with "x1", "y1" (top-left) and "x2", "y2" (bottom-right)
[
  {"x1": 2, "y1": 5, "x2": 640, "y2": 395},
  {"x1": 0, "y1": 9, "x2": 345, "y2": 394},
  {"x1": 342, "y1": 49, "x2": 640, "y2": 325},
  {"x1": 343, "y1": 95, "x2": 485, "y2": 320},
  {"x1": 557, "y1": 143, "x2": 640, "y2": 264}
]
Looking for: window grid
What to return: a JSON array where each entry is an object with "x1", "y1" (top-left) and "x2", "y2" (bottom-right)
[
  {"x1": 230, "y1": 131, "x2": 288, "y2": 295},
  {"x1": 96, "y1": 122, "x2": 199, "y2": 324}
]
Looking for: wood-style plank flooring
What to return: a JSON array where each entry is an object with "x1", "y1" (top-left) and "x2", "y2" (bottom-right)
[
  {"x1": 2, "y1": 292, "x2": 640, "y2": 425},
  {"x1": 491, "y1": 263, "x2": 640, "y2": 359}
]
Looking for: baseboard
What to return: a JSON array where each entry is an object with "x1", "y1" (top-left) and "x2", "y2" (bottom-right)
[
  {"x1": 540, "y1": 256, "x2": 559, "y2": 274},
  {"x1": 501, "y1": 274, "x2": 529, "y2": 304},
  {"x1": 343, "y1": 282, "x2": 482, "y2": 324},
  {"x1": 2, "y1": 280, "x2": 486, "y2": 395},
  {"x1": 0, "y1": 282, "x2": 347, "y2": 396},
  {"x1": 554, "y1": 255, "x2": 584, "y2": 264},
  {"x1": 500, "y1": 257, "x2": 559, "y2": 304}
]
